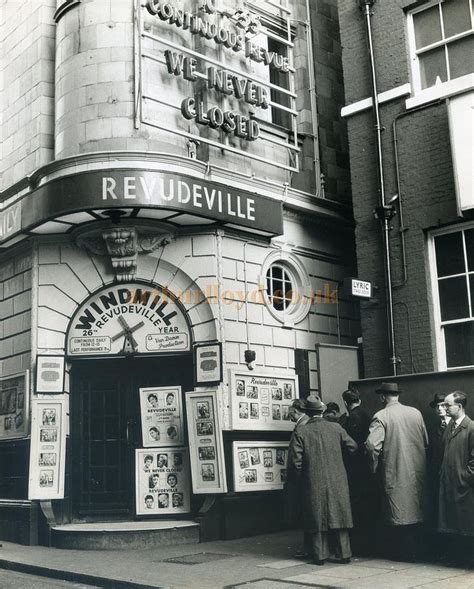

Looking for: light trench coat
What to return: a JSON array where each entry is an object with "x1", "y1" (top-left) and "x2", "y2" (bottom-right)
[{"x1": 366, "y1": 400, "x2": 429, "y2": 526}]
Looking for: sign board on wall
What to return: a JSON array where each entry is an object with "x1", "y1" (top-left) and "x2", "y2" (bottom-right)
[
  {"x1": 232, "y1": 441, "x2": 288, "y2": 492},
  {"x1": 139, "y1": 386, "x2": 184, "y2": 447},
  {"x1": 28, "y1": 398, "x2": 66, "y2": 500},
  {"x1": 0, "y1": 371, "x2": 29, "y2": 440},
  {"x1": 229, "y1": 371, "x2": 298, "y2": 431},
  {"x1": 67, "y1": 283, "x2": 191, "y2": 356},
  {"x1": 35, "y1": 355, "x2": 65, "y2": 394},
  {"x1": 135, "y1": 447, "x2": 191, "y2": 515},
  {"x1": 186, "y1": 389, "x2": 227, "y2": 494},
  {"x1": 194, "y1": 342, "x2": 222, "y2": 386}
]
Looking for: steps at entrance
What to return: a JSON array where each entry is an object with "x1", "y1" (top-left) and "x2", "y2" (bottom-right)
[{"x1": 51, "y1": 520, "x2": 200, "y2": 550}]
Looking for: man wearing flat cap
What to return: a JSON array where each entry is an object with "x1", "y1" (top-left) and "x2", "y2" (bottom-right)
[
  {"x1": 366, "y1": 382, "x2": 429, "y2": 560},
  {"x1": 288, "y1": 395, "x2": 358, "y2": 565}
]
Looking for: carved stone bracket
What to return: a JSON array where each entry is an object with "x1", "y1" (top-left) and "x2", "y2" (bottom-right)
[{"x1": 75, "y1": 223, "x2": 171, "y2": 282}]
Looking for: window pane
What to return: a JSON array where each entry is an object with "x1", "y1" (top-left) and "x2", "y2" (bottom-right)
[
  {"x1": 466, "y1": 228, "x2": 474, "y2": 271},
  {"x1": 419, "y1": 47, "x2": 448, "y2": 88},
  {"x1": 271, "y1": 266, "x2": 283, "y2": 280},
  {"x1": 443, "y1": 0, "x2": 472, "y2": 37},
  {"x1": 444, "y1": 321, "x2": 474, "y2": 367},
  {"x1": 448, "y1": 35, "x2": 474, "y2": 79},
  {"x1": 439, "y1": 276, "x2": 469, "y2": 320},
  {"x1": 435, "y1": 231, "x2": 465, "y2": 276},
  {"x1": 413, "y1": 5, "x2": 443, "y2": 49}
]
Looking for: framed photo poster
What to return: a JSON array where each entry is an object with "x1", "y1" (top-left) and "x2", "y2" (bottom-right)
[
  {"x1": 135, "y1": 447, "x2": 191, "y2": 515},
  {"x1": 139, "y1": 386, "x2": 184, "y2": 447},
  {"x1": 28, "y1": 398, "x2": 66, "y2": 500},
  {"x1": 35, "y1": 355, "x2": 65, "y2": 394},
  {"x1": 0, "y1": 371, "x2": 29, "y2": 441},
  {"x1": 229, "y1": 371, "x2": 298, "y2": 431},
  {"x1": 185, "y1": 389, "x2": 227, "y2": 494},
  {"x1": 194, "y1": 342, "x2": 222, "y2": 386},
  {"x1": 232, "y1": 441, "x2": 289, "y2": 492}
]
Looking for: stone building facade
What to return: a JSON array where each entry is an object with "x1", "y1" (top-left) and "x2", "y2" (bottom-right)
[{"x1": 0, "y1": 0, "x2": 358, "y2": 546}]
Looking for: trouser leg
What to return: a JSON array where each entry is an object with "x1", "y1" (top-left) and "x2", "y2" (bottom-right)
[
  {"x1": 331, "y1": 529, "x2": 352, "y2": 560},
  {"x1": 312, "y1": 531, "x2": 331, "y2": 562}
]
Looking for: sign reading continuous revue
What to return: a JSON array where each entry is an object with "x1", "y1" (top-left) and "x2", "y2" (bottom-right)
[
  {"x1": 67, "y1": 283, "x2": 191, "y2": 356},
  {"x1": 0, "y1": 170, "x2": 283, "y2": 244}
]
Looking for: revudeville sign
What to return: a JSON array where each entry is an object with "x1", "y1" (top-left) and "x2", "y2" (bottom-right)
[{"x1": 0, "y1": 170, "x2": 283, "y2": 244}]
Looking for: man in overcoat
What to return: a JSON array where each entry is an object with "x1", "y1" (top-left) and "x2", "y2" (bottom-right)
[
  {"x1": 288, "y1": 395, "x2": 358, "y2": 565},
  {"x1": 285, "y1": 398, "x2": 310, "y2": 558},
  {"x1": 365, "y1": 382, "x2": 429, "y2": 560},
  {"x1": 438, "y1": 391, "x2": 474, "y2": 563}
]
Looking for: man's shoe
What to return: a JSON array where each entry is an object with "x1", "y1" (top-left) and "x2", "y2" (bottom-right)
[
  {"x1": 313, "y1": 559, "x2": 325, "y2": 566},
  {"x1": 329, "y1": 557, "x2": 351, "y2": 564},
  {"x1": 294, "y1": 551, "x2": 311, "y2": 560}
]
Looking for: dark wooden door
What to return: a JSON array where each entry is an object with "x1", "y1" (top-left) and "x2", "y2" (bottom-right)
[{"x1": 71, "y1": 356, "x2": 193, "y2": 518}]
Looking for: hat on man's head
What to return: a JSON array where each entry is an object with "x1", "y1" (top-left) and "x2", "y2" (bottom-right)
[
  {"x1": 429, "y1": 392, "x2": 446, "y2": 408},
  {"x1": 375, "y1": 382, "x2": 401, "y2": 395},
  {"x1": 305, "y1": 395, "x2": 326, "y2": 413}
]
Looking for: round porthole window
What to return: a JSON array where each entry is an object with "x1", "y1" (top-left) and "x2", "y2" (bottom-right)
[{"x1": 260, "y1": 252, "x2": 312, "y2": 326}]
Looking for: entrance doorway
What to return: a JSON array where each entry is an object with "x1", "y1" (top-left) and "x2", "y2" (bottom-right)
[{"x1": 70, "y1": 355, "x2": 193, "y2": 519}]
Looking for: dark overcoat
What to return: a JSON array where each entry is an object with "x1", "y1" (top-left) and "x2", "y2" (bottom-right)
[
  {"x1": 285, "y1": 414, "x2": 310, "y2": 524},
  {"x1": 438, "y1": 415, "x2": 474, "y2": 536},
  {"x1": 288, "y1": 417, "x2": 357, "y2": 532}
]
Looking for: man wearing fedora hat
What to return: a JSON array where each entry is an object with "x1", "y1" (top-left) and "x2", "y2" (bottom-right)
[
  {"x1": 366, "y1": 382, "x2": 429, "y2": 560},
  {"x1": 288, "y1": 395, "x2": 358, "y2": 565}
]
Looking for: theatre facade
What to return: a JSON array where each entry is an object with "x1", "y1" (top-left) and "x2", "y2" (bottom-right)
[{"x1": 0, "y1": 0, "x2": 359, "y2": 546}]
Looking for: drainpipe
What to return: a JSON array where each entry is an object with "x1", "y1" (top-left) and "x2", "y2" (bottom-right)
[{"x1": 359, "y1": 0, "x2": 397, "y2": 375}]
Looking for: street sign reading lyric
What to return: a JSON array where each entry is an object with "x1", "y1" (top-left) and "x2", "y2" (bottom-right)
[
  {"x1": 28, "y1": 398, "x2": 66, "y2": 500},
  {"x1": 135, "y1": 447, "x2": 191, "y2": 515},
  {"x1": 229, "y1": 371, "x2": 298, "y2": 431},
  {"x1": 0, "y1": 371, "x2": 29, "y2": 440},
  {"x1": 139, "y1": 386, "x2": 184, "y2": 447},
  {"x1": 67, "y1": 283, "x2": 191, "y2": 356},
  {"x1": 232, "y1": 441, "x2": 289, "y2": 492}
]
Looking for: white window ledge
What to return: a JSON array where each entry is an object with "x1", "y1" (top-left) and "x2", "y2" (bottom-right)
[{"x1": 406, "y1": 74, "x2": 474, "y2": 109}]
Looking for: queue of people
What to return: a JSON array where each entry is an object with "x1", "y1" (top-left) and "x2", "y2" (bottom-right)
[{"x1": 286, "y1": 385, "x2": 474, "y2": 566}]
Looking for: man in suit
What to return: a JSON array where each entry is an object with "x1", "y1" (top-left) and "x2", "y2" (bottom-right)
[
  {"x1": 366, "y1": 382, "x2": 429, "y2": 561},
  {"x1": 288, "y1": 395, "x2": 358, "y2": 565},
  {"x1": 341, "y1": 388, "x2": 372, "y2": 554},
  {"x1": 438, "y1": 391, "x2": 474, "y2": 565}
]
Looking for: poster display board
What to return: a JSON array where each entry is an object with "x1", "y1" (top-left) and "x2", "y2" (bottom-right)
[
  {"x1": 135, "y1": 447, "x2": 191, "y2": 515},
  {"x1": 229, "y1": 371, "x2": 298, "y2": 431},
  {"x1": 185, "y1": 390, "x2": 227, "y2": 494},
  {"x1": 139, "y1": 386, "x2": 183, "y2": 447},
  {"x1": 0, "y1": 371, "x2": 29, "y2": 440},
  {"x1": 35, "y1": 355, "x2": 65, "y2": 394},
  {"x1": 28, "y1": 398, "x2": 66, "y2": 500},
  {"x1": 194, "y1": 342, "x2": 222, "y2": 386},
  {"x1": 232, "y1": 441, "x2": 289, "y2": 492}
]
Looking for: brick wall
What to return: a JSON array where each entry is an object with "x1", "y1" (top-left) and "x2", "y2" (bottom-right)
[
  {"x1": 338, "y1": 0, "x2": 461, "y2": 377},
  {"x1": 0, "y1": 1, "x2": 56, "y2": 189}
]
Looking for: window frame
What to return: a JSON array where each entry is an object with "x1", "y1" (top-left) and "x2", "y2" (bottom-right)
[
  {"x1": 428, "y1": 221, "x2": 474, "y2": 370},
  {"x1": 406, "y1": 0, "x2": 474, "y2": 108},
  {"x1": 260, "y1": 250, "x2": 312, "y2": 327}
]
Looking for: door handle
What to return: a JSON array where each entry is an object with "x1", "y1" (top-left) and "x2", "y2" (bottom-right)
[{"x1": 126, "y1": 419, "x2": 133, "y2": 445}]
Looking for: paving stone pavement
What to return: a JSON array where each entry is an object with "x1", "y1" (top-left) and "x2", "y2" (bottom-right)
[{"x1": 0, "y1": 531, "x2": 472, "y2": 589}]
